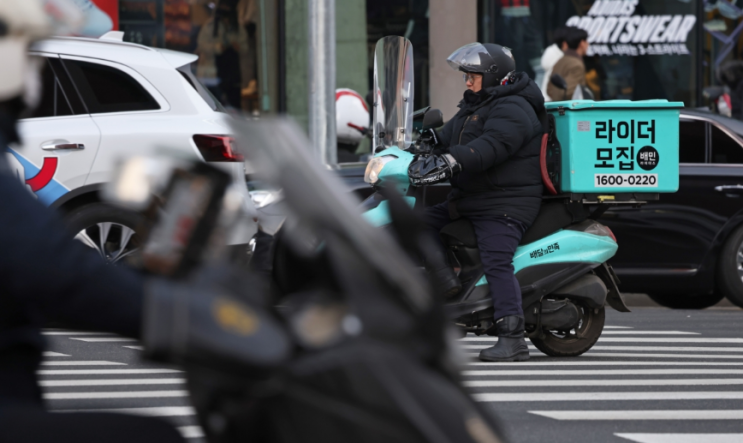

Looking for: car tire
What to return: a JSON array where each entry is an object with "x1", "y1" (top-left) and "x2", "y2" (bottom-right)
[
  {"x1": 716, "y1": 225, "x2": 743, "y2": 309},
  {"x1": 646, "y1": 292, "x2": 724, "y2": 310},
  {"x1": 63, "y1": 202, "x2": 143, "y2": 265}
]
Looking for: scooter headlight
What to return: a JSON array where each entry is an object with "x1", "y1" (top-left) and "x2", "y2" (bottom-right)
[{"x1": 364, "y1": 155, "x2": 397, "y2": 184}]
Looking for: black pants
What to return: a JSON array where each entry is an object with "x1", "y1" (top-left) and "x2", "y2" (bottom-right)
[
  {"x1": 424, "y1": 202, "x2": 527, "y2": 319},
  {"x1": 0, "y1": 404, "x2": 185, "y2": 443}
]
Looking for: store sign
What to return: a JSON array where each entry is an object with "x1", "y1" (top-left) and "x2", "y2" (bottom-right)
[{"x1": 566, "y1": 0, "x2": 696, "y2": 56}]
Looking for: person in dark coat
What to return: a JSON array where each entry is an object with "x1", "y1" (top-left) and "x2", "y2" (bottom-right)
[
  {"x1": 0, "y1": 3, "x2": 185, "y2": 441},
  {"x1": 409, "y1": 43, "x2": 544, "y2": 362}
]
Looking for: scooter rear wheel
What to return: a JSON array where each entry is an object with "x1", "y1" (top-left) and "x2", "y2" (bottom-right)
[{"x1": 530, "y1": 304, "x2": 605, "y2": 357}]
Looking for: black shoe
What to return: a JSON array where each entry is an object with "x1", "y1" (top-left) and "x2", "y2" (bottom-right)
[
  {"x1": 479, "y1": 315, "x2": 530, "y2": 362},
  {"x1": 429, "y1": 267, "x2": 462, "y2": 298}
]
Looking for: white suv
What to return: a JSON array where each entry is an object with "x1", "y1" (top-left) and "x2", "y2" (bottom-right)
[{"x1": 6, "y1": 34, "x2": 254, "y2": 262}]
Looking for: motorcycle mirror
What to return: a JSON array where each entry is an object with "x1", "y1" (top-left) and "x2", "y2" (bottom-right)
[
  {"x1": 422, "y1": 109, "x2": 444, "y2": 130},
  {"x1": 412, "y1": 106, "x2": 431, "y2": 121},
  {"x1": 704, "y1": 86, "x2": 724, "y2": 100},
  {"x1": 550, "y1": 74, "x2": 568, "y2": 91}
]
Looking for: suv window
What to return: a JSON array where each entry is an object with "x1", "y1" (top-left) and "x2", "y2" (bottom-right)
[
  {"x1": 711, "y1": 125, "x2": 743, "y2": 164},
  {"x1": 63, "y1": 59, "x2": 160, "y2": 114},
  {"x1": 679, "y1": 119, "x2": 706, "y2": 163},
  {"x1": 177, "y1": 65, "x2": 226, "y2": 113},
  {"x1": 28, "y1": 58, "x2": 74, "y2": 119}
]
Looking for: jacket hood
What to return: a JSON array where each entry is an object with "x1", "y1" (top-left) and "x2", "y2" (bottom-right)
[{"x1": 477, "y1": 72, "x2": 546, "y2": 115}]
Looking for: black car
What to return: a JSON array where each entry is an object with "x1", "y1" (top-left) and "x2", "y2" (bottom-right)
[
  {"x1": 601, "y1": 109, "x2": 743, "y2": 309},
  {"x1": 340, "y1": 109, "x2": 743, "y2": 310}
]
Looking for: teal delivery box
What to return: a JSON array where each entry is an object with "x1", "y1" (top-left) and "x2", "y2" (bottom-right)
[{"x1": 545, "y1": 100, "x2": 683, "y2": 193}]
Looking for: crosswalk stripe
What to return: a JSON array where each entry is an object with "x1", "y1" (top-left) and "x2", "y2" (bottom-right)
[
  {"x1": 40, "y1": 378, "x2": 186, "y2": 387},
  {"x1": 599, "y1": 331, "x2": 700, "y2": 335},
  {"x1": 462, "y1": 369, "x2": 743, "y2": 376},
  {"x1": 464, "y1": 353, "x2": 743, "y2": 360},
  {"x1": 42, "y1": 331, "x2": 115, "y2": 336},
  {"x1": 38, "y1": 369, "x2": 182, "y2": 375},
  {"x1": 40, "y1": 361, "x2": 126, "y2": 366},
  {"x1": 70, "y1": 337, "x2": 138, "y2": 342},
  {"x1": 604, "y1": 326, "x2": 633, "y2": 329},
  {"x1": 57, "y1": 406, "x2": 195, "y2": 417},
  {"x1": 462, "y1": 344, "x2": 743, "y2": 353},
  {"x1": 464, "y1": 378, "x2": 743, "y2": 387},
  {"x1": 589, "y1": 346, "x2": 743, "y2": 353},
  {"x1": 600, "y1": 338, "x2": 743, "y2": 343},
  {"x1": 178, "y1": 426, "x2": 204, "y2": 439},
  {"x1": 461, "y1": 337, "x2": 743, "y2": 343},
  {"x1": 575, "y1": 353, "x2": 743, "y2": 360},
  {"x1": 43, "y1": 390, "x2": 189, "y2": 400},
  {"x1": 615, "y1": 433, "x2": 743, "y2": 443},
  {"x1": 474, "y1": 391, "x2": 743, "y2": 402},
  {"x1": 465, "y1": 361, "x2": 743, "y2": 367},
  {"x1": 124, "y1": 346, "x2": 144, "y2": 350},
  {"x1": 43, "y1": 352, "x2": 70, "y2": 357},
  {"x1": 530, "y1": 410, "x2": 743, "y2": 420}
]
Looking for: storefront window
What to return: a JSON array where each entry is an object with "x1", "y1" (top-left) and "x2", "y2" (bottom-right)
[
  {"x1": 367, "y1": 1, "x2": 430, "y2": 110},
  {"x1": 479, "y1": 0, "x2": 699, "y2": 105},
  {"x1": 117, "y1": 0, "x2": 272, "y2": 115}
]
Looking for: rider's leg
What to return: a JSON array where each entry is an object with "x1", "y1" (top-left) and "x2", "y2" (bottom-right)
[
  {"x1": 469, "y1": 215, "x2": 530, "y2": 362},
  {"x1": 422, "y1": 202, "x2": 462, "y2": 297}
]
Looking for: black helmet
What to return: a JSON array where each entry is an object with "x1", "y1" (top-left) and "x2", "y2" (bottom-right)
[{"x1": 446, "y1": 43, "x2": 516, "y2": 88}]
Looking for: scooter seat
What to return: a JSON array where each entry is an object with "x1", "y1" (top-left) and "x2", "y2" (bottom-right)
[{"x1": 439, "y1": 201, "x2": 590, "y2": 247}]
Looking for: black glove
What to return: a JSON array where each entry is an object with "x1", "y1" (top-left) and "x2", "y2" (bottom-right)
[{"x1": 408, "y1": 153, "x2": 462, "y2": 187}]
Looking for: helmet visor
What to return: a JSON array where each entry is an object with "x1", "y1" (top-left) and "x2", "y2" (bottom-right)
[{"x1": 446, "y1": 42, "x2": 503, "y2": 74}]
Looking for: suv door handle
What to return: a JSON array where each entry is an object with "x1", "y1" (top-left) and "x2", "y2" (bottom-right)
[
  {"x1": 42, "y1": 142, "x2": 85, "y2": 151},
  {"x1": 715, "y1": 185, "x2": 743, "y2": 194}
]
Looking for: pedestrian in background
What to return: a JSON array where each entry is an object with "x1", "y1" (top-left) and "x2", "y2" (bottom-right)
[
  {"x1": 540, "y1": 27, "x2": 568, "y2": 102},
  {"x1": 547, "y1": 27, "x2": 589, "y2": 101}
]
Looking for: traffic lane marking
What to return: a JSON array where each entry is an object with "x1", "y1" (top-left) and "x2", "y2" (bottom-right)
[
  {"x1": 463, "y1": 344, "x2": 743, "y2": 352},
  {"x1": 473, "y1": 391, "x2": 743, "y2": 402},
  {"x1": 465, "y1": 378, "x2": 743, "y2": 387},
  {"x1": 531, "y1": 410, "x2": 743, "y2": 420},
  {"x1": 43, "y1": 390, "x2": 189, "y2": 400},
  {"x1": 57, "y1": 406, "x2": 195, "y2": 417},
  {"x1": 70, "y1": 337, "x2": 138, "y2": 342},
  {"x1": 465, "y1": 361, "x2": 743, "y2": 366},
  {"x1": 40, "y1": 361, "x2": 126, "y2": 366},
  {"x1": 179, "y1": 426, "x2": 204, "y2": 439},
  {"x1": 615, "y1": 433, "x2": 743, "y2": 443},
  {"x1": 465, "y1": 353, "x2": 743, "y2": 359},
  {"x1": 462, "y1": 338, "x2": 743, "y2": 343},
  {"x1": 40, "y1": 378, "x2": 186, "y2": 387},
  {"x1": 462, "y1": 369, "x2": 743, "y2": 376},
  {"x1": 38, "y1": 369, "x2": 182, "y2": 375}
]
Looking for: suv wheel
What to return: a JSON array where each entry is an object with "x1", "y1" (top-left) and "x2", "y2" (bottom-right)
[
  {"x1": 64, "y1": 203, "x2": 143, "y2": 265},
  {"x1": 717, "y1": 225, "x2": 743, "y2": 309}
]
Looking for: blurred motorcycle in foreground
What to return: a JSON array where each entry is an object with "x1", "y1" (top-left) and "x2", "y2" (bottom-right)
[{"x1": 104, "y1": 116, "x2": 508, "y2": 443}]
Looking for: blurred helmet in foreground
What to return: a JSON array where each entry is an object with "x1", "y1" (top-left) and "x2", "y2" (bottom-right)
[{"x1": 336, "y1": 88, "x2": 369, "y2": 145}]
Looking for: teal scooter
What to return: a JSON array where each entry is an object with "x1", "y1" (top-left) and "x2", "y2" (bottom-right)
[
  {"x1": 361, "y1": 36, "x2": 629, "y2": 357},
  {"x1": 362, "y1": 107, "x2": 630, "y2": 357}
]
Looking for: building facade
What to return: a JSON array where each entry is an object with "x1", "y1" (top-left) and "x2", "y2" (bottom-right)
[{"x1": 100, "y1": 1, "x2": 740, "y2": 148}]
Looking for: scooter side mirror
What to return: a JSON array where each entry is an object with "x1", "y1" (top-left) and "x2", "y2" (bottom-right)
[
  {"x1": 550, "y1": 74, "x2": 568, "y2": 91},
  {"x1": 422, "y1": 109, "x2": 444, "y2": 130}
]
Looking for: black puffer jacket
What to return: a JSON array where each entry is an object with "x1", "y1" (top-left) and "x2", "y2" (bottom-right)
[{"x1": 439, "y1": 72, "x2": 545, "y2": 226}]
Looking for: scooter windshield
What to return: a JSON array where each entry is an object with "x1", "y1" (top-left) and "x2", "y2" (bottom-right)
[{"x1": 372, "y1": 36, "x2": 414, "y2": 151}]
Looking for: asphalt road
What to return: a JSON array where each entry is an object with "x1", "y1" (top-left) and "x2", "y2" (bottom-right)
[{"x1": 42, "y1": 302, "x2": 743, "y2": 443}]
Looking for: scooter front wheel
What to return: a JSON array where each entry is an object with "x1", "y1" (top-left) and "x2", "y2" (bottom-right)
[{"x1": 529, "y1": 304, "x2": 605, "y2": 357}]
